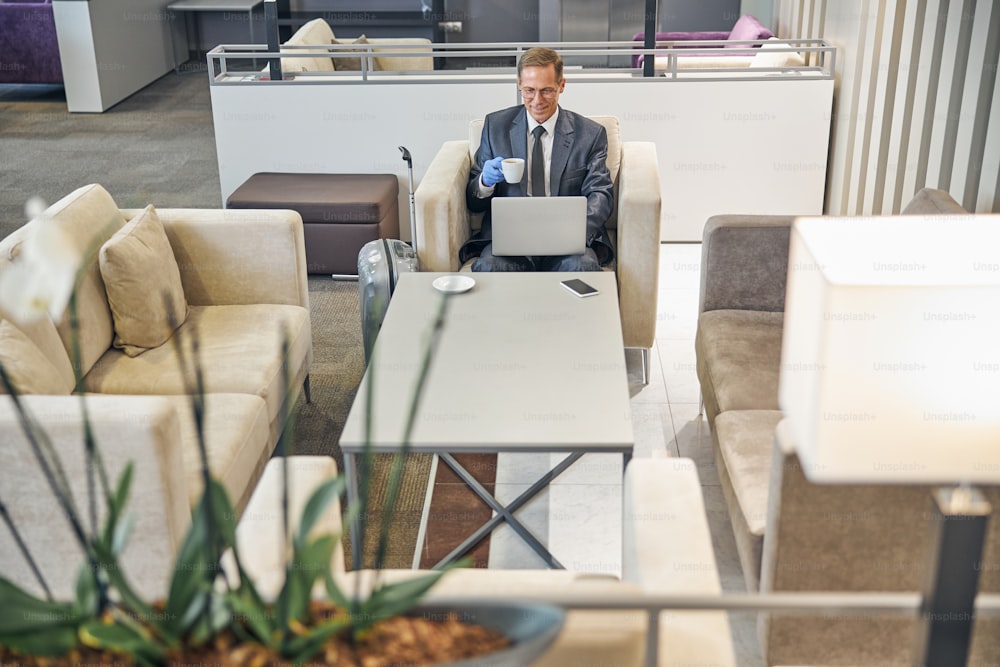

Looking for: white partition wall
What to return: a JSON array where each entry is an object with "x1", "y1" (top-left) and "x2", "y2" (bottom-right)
[
  {"x1": 211, "y1": 80, "x2": 516, "y2": 240},
  {"x1": 563, "y1": 76, "x2": 833, "y2": 240},
  {"x1": 209, "y1": 43, "x2": 834, "y2": 241},
  {"x1": 53, "y1": 0, "x2": 178, "y2": 113}
]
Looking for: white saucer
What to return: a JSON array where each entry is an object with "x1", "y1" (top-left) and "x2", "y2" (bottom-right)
[{"x1": 432, "y1": 275, "x2": 476, "y2": 294}]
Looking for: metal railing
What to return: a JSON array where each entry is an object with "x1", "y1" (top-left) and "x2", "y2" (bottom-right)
[
  {"x1": 205, "y1": 38, "x2": 835, "y2": 85},
  {"x1": 429, "y1": 590, "x2": 1000, "y2": 667}
]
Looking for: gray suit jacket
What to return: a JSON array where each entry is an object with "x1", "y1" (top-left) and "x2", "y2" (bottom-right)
[{"x1": 461, "y1": 106, "x2": 615, "y2": 265}]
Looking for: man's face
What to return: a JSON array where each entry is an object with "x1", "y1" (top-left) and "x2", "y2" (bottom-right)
[{"x1": 518, "y1": 64, "x2": 565, "y2": 124}]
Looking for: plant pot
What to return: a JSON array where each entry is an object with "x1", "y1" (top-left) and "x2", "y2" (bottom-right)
[{"x1": 411, "y1": 601, "x2": 566, "y2": 666}]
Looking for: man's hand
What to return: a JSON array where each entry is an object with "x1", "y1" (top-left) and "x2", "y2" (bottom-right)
[{"x1": 480, "y1": 156, "x2": 505, "y2": 187}]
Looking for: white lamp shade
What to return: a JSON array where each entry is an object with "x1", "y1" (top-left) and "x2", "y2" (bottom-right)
[{"x1": 779, "y1": 215, "x2": 1000, "y2": 483}]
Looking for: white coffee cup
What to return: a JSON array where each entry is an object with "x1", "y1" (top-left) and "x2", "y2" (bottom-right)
[{"x1": 501, "y1": 157, "x2": 525, "y2": 184}]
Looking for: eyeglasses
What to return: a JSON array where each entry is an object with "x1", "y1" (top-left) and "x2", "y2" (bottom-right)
[{"x1": 520, "y1": 87, "x2": 559, "y2": 100}]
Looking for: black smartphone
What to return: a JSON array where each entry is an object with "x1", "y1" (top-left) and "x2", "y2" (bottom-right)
[{"x1": 560, "y1": 278, "x2": 599, "y2": 298}]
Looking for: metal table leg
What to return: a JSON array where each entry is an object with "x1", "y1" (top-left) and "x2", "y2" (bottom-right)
[
  {"x1": 432, "y1": 451, "x2": 587, "y2": 569},
  {"x1": 343, "y1": 452, "x2": 362, "y2": 570}
]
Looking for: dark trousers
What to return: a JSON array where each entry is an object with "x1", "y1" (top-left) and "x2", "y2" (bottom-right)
[{"x1": 471, "y1": 243, "x2": 601, "y2": 272}]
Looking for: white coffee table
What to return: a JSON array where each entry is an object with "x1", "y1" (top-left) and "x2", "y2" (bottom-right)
[{"x1": 339, "y1": 272, "x2": 634, "y2": 569}]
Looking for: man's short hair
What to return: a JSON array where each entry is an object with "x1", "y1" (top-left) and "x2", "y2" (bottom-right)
[{"x1": 517, "y1": 47, "x2": 563, "y2": 83}]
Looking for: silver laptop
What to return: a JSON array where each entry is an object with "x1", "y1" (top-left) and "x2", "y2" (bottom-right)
[{"x1": 490, "y1": 196, "x2": 588, "y2": 257}]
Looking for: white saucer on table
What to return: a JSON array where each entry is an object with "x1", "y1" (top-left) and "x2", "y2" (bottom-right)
[{"x1": 432, "y1": 275, "x2": 476, "y2": 294}]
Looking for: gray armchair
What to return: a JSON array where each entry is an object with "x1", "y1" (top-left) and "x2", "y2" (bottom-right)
[
  {"x1": 413, "y1": 116, "x2": 661, "y2": 379},
  {"x1": 693, "y1": 187, "x2": 1000, "y2": 664}
]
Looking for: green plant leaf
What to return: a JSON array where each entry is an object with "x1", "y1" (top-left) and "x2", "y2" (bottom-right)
[
  {"x1": 0, "y1": 577, "x2": 81, "y2": 656},
  {"x1": 88, "y1": 541, "x2": 162, "y2": 640},
  {"x1": 162, "y1": 486, "x2": 229, "y2": 637},
  {"x1": 238, "y1": 569, "x2": 269, "y2": 610},
  {"x1": 166, "y1": 552, "x2": 209, "y2": 624},
  {"x1": 79, "y1": 619, "x2": 164, "y2": 665},
  {"x1": 274, "y1": 533, "x2": 338, "y2": 635},
  {"x1": 160, "y1": 479, "x2": 238, "y2": 639},
  {"x1": 226, "y1": 586, "x2": 275, "y2": 645},
  {"x1": 73, "y1": 563, "x2": 99, "y2": 618},
  {"x1": 297, "y1": 535, "x2": 336, "y2": 586},
  {"x1": 175, "y1": 589, "x2": 209, "y2": 636},
  {"x1": 111, "y1": 512, "x2": 136, "y2": 556},
  {"x1": 205, "y1": 478, "x2": 239, "y2": 549},
  {"x1": 294, "y1": 477, "x2": 346, "y2": 552},
  {"x1": 358, "y1": 571, "x2": 448, "y2": 630},
  {"x1": 283, "y1": 616, "x2": 351, "y2": 664},
  {"x1": 0, "y1": 626, "x2": 78, "y2": 657},
  {"x1": 276, "y1": 565, "x2": 309, "y2": 630},
  {"x1": 99, "y1": 463, "x2": 133, "y2": 551},
  {"x1": 112, "y1": 463, "x2": 134, "y2": 515},
  {"x1": 187, "y1": 590, "x2": 233, "y2": 646},
  {"x1": 0, "y1": 576, "x2": 80, "y2": 636},
  {"x1": 323, "y1": 571, "x2": 351, "y2": 610},
  {"x1": 286, "y1": 535, "x2": 336, "y2": 624}
]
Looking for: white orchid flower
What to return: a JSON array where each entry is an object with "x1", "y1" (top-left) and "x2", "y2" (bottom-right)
[{"x1": 0, "y1": 199, "x2": 82, "y2": 324}]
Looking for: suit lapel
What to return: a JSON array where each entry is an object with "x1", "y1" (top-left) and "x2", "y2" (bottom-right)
[
  {"x1": 508, "y1": 109, "x2": 528, "y2": 196},
  {"x1": 549, "y1": 108, "x2": 574, "y2": 196}
]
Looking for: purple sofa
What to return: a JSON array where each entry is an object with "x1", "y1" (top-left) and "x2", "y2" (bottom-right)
[
  {"x1": 632, "y1": 14, "x2": 773, "y2": 68},
  {"x1": 0, "y1": 0, "x2": 63, "y2": 84}
]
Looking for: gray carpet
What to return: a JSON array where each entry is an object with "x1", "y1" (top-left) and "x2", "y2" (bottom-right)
[
  {"x1": 0, "y1": 75, "x2": 222, "y2": 240},
  {"x1": 290, "y1": 278, "x2": 366, "y2": 458},
  {"x1": 1, "y1": 73, "x2": 429, "y2": 570},
  {"x1": 293, "y1": 277, "x2": 431, "y2": 570}
]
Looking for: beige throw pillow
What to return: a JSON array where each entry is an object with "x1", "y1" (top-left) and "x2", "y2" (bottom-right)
[
  {"x1": 99, "y1": 205, "x2": 188, "y2": 357},
  {"x1": 331, "y1": 35, "x2": 371, "y2": 71}
]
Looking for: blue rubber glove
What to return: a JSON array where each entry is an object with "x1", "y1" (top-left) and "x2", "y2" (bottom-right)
[{"x1": 480, "y1": 156, "x2": 505, "y2": 187}]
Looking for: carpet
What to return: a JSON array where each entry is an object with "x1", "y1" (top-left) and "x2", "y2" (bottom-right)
[
  {"x1": 0, "y1": 76, "x2": 222, "y2": 241},
  {"x1": 293, "y1": 277, "x2": 431, "y2": 570}
]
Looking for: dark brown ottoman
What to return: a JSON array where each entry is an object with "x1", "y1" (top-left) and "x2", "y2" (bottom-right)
[{"x1": 226, "y1": 172, "x2": 400, "y2": 275}]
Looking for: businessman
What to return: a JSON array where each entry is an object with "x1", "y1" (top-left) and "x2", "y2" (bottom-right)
[{"x1": 461, "y1": 47, "x2": 615, "y2": 272}]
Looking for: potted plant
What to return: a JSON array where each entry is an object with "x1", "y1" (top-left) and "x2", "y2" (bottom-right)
[{"x1": 0, "y1": 201, "x2": 564, "y2": 665}]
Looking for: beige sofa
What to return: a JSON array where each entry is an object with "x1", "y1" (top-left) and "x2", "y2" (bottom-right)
[
  {"x1": 695, "y1": 188, "x2": 1000, "y2": 664},
  {"x1": 413, "y1": 116, "x2": 662, "y2": 377},
  {"x1": 236, "y1": 455, "x2": 737, "y2": 666},
  {"x1": 280, "y1": 18, "x2": 433, "y2": 74},
  {"x1": 0, "y1": 184, "x2": 312, "y2": 600}
]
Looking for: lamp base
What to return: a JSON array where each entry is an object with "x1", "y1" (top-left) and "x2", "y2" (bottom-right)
[{"x1": 914, "y1": 486, "x2": 991, "y2": 665}]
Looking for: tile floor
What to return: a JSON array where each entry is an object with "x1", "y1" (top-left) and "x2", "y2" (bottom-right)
[{"x1": 476, "y1": 243, "x2": 766, "y2": 665}]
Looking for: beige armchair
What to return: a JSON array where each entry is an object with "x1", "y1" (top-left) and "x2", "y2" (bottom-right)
[{"x1": 413, "y1": 116, "x2": 661, "y2": 380}]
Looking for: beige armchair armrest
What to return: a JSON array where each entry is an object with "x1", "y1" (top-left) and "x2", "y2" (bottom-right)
[
  {"x1": 616, "y1": 141, "x2": 661, "y2": 350},
  {"x1": 0, "y1": 395, "x2": 190, "y2": 601},
  {"x1": 120, "y1": 208, "x2": 309, "y2": 309},
  {"x1": 414, "y1": 140, "x2": 472, "y2": 272},
  {"x1": 624, "y1": 458, "x2": 737, "y2": 666}
]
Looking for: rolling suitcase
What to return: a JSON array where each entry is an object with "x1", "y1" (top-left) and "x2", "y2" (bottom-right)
[
  {"x1": 357, "y1": 146, "x2": 419, "y2": 363},
  {"x1": 358, "y1": 238, "x2": 418, "y2": 362}
]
